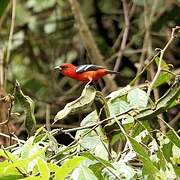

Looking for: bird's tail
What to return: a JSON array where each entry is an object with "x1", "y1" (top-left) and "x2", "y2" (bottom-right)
[{"x1": 107, "y1": 70, "x2": 121, "y2": 74}]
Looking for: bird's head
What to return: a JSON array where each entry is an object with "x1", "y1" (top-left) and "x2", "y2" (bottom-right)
[{"x1": 54, "y1": 63, "x2": 76, "y2": 74}]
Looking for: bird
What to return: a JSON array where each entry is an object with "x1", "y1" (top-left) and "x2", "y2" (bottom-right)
[{"x1": 54, "y1": 63, "x2": 120, "y2": 84}]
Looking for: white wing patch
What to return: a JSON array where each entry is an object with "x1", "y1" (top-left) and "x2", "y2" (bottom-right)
[{"x1": 76, "y1": 64, "x2": 104, "y2": 73}]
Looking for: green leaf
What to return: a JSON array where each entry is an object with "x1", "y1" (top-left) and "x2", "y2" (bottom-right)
[
  {"x1": 127, "y1": 88, "x2": 148, "y2": 108},
  {"x1": 108, "y1": 100, "x2": 131, "y2": 116},
  {"x1": 128, "y1": 136, "x2": 149, "y2": 159},
  {"x1": 71, "y1": 165, "x2": 98, "y2": 180},
  {"x1": 117, "y1": 123, "x2": 159, "y2": 175},
  {"x1": 0, "y1": 0, "x2": 10, "y2": 17},
  {"x1": 166, "y1": 129, "x2": 180, "y2": 149},
  {"x1": 153, "y1": 57, "x2": 173, "y2": 88},
  {"x1": 21, "y1": 176, "x2": 42, "y2": 180},
  {"x1": 4, "y1": 147, "x2": 46, "y2": 174},
  {"x1": 89, "y1": 163, "x2": 104, "y2": 179},
  {"x1": 158, "y1": 117, "x2": 180, "y2": 149},
  {"x1": 81, "y1": 111, "x2": 98, "y2": 126},
  {"x1": 0, "y1": 175, "x2": 23, "y2": 180},
  {"x1": 135, "y1": 77, "x2": 180, "y2": 121},
  {"x1": 107, "y1": 85, "x2": 131, "y2": 101},
  {"x1": 46, "y1": 163, "x2": 59, "y2": 173},
  {"x1": 153, "y1": 71, "x2": 173, "y2": 88},
  {"x1": 112, "y1": 162, "x2": 136, "y2": 179},
  {"x1": 14, "y1": 81, "x2": 36, "y2": 136},
  {"x1": 54, "y1": 86, "x2": 96, "y2": 122},
  {"x1": 55, "y1": 156, "x2": 87, "y2": 180},
  {"x1": 80, "y1": 136, "x2": 111, "y2": 159},
  {"x1": 37, "y1": 159, "x2": 50, "y2": 180},
  {"x1": 81, "y1": 152, "x2": 114, "y2": 169},
  {"x1": 20, "y1": 136, "x2": 34, "y2": 159},
  {"x1": 0, "y1": 149, "x2": 17, "y2": 162},
  {"x1": 171, "y1": 145, "x2": 180, "y2": 164},
  {"x1": 0, "y1": 160, "x2": 21, "y2": 177}
]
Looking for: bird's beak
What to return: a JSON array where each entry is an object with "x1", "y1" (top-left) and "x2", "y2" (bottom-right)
[{"x1": 54, "y1": 66, "x2": 62, "y2": 71}]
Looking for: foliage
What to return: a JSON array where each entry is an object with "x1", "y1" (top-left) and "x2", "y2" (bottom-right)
[
  {"x1": 0, "y1": 0, "x2": 180, "y2": 179},
  {"x1": 0, "y1": 76, "x2": 179, "y2": 179}
]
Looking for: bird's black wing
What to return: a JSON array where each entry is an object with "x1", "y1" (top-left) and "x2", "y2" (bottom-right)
[{"x1": 76, "y1": 64, "x2": 105, "y2": 73}]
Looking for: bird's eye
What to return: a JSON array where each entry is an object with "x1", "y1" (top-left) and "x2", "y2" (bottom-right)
[{"x1": 60, "y1": 65, "x2": 67, "y2": 69}]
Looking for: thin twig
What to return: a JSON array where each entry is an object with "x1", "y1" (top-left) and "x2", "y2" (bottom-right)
[
  {"x1": 0, "y1": 95, "x2": 14, "y2": 125},
  {"x1": 112, "y1": 0, "x2": 129, "y2": 78},
  {"x1": 0, "y1": 132, "x2": 25, "y2": 143},
  {"x1": 147, "y1": 26, "x2": 180, "y2": 98},
  {"x1": 68, "y1": 0, "x2": 117, "y2": 90},
  {"x1": 5, "y1": 0, "x2": 16, "y2": 66},
  {"x1": 51, "y1": 108, "x2": 134, "y2": 135},
  {"x1": 46, "y1": 104, "x2": 51, "y2": 131}
]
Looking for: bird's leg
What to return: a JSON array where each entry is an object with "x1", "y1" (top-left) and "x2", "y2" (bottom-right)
[{"x1": 84, "y1": 78, "x2": 93, "y2": 89}]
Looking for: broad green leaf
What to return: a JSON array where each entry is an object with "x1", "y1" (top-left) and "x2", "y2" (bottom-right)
[
  {"x1": 89, "y1": 163, "x2": 104, "y2": 179},
  {"x1": 20, "y1": 136, "x2": 34, "y2": 159},
  {"x1": 0, "y1": 149, "x2": 17, "y2": 161},
  {"x1": 4, "y1": 148, "x2": 46, "y2": 173},
  {"x1": 158, "y1": 117, "x2": 180, "y2": 149},
  {"x1": 21, "y1": 176, "x2": 42, "y2": 180},
  {"x1": 55, "y1": 156, "x2": 87, "y2": 180},
  {"x1": 155, "y1": 76, "x2": 180, "y2": 109},
  {"x1": 107, "y1": 85, "x2": 131, "y2": 101},
  {"x1": 153, "y1": 72, "x2": 173, "y2": 88},
  {"x1": 0, "y1": 0, "x2": 10, "y2": 17},
  {"x1": 71, "y1": 165, "x2": 98, "y2": 180},
  {"x1": 14, "y1": 81, "x2": 36, "y2": 136},
  {"x1": 81, "y1": 152, "x2": 114, "y2": 169},
  {"x1": 112, "y1": 162, "x2": 136, "y2": 180},
  {"x1": 54, "y1": 86, "x2": 96, "y2": 122},
  {"x1": 0, "y1": 175, "x2": 23, "y2": 180},
  {"x1": 37, "y1": 159, "x2": 50, "y2": 180},
  {"x1": 47, "y1": 163, "x2": 59, "y2": 172},
  {"x1": 80, "y1": 111, "x2": 97, "y2": 127},
  {"x1": 135, "y1": 77, "x2": 180, "y2": 121},
  {"x1": 108, "y1": 100, "x2": 131, "y2": 116},
  {"x1": 171, "y1": 145, "x2": 180, "y2": 164},
  {"x1": 0, "y1": 160, "x2": 21, "y2": 176},
  {"x1": 122, "y1": 115, "x2": 135, "y2": 130},
  {"x1": 134, "y1": 130, "x2": 148, "y2": 143},
  {"x1": 155, "y1": 163, "x2": 176, "y2": 180},
  {"x1": 33, "y1": 128, "x2": 47, "y2": 144},
  {"x1": 128, "y1": 136, "x2": 149, "y2": 159},
  {"x1": 127, "y1": 88, "x2": 148, "y2": 108},
  {"x1": 166, "y1": 129, "x2": 180, "y2": 149},
  {"x1": 153, "y1": 57, "x2": 173, "y2": 88},
  {"x1": 79, "y1": 136, "x2": 109, "y2": 159},
  {"x1": 117, "y1": 123, "x2": 158, "y2": 174}
]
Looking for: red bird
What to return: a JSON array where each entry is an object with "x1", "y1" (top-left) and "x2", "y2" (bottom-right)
[{"x1": 54, "y1": 63, "x2": 119, "y2": 83}]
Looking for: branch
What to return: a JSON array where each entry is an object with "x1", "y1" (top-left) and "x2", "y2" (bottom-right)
[
  {"x1": 68, "y1": 0, "x2": 117, "y2": 90},
  {"x1": 147, "y1": 26, "x2": 180, "y2": 98},
  {"x1": 112, "y1": 0, "x2": 130, "y2": 78},
  {"x1": 51, "y1": 108, "x2": 134, "y2": 136},
  {"x1": 5, "y1": 0, "x2": 16, "y2": 65}
]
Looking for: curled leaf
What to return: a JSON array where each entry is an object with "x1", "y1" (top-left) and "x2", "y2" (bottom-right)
[
  {"x1": 54, "y1": 86, "x2": 96, "y2": 123},
  {"x1": 14, "y1": 81, "x2": 36, "y2": 136}
]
